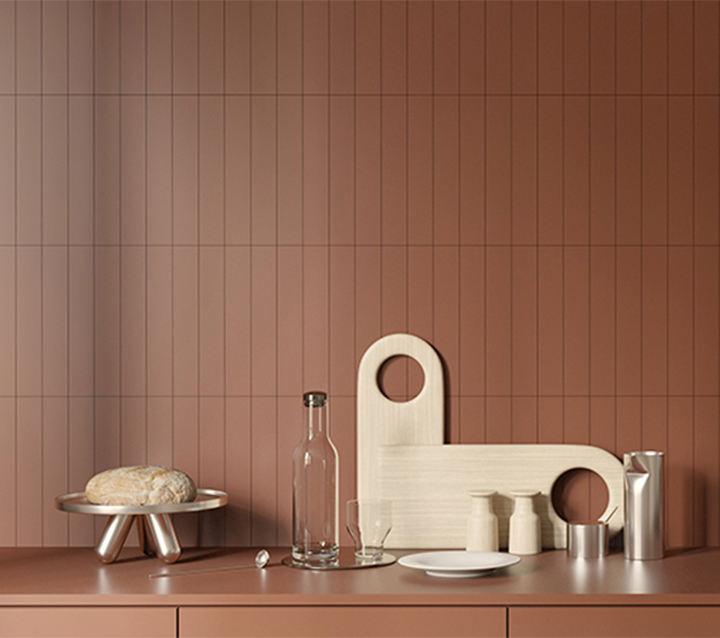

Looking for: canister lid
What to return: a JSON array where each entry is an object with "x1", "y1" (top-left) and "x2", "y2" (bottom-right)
[{"x1": 303, "y1": 392, "x2": 327, "y2": 407}]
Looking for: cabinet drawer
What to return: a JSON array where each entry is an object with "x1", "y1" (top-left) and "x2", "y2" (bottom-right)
[
  {"x1": 180, "y1": 606, "x2": 506, "y2": 638},
  {"x1": 510, "y1": 606, "x2": 720, "y2": 638},
  {"x1": 0, "y1": 607, "x2": 175, "y2": 638}
]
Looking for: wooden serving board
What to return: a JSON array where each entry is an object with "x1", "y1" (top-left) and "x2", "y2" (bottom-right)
[{"x1": 357, "y1": 333, "x2": 624, "y2": 549}]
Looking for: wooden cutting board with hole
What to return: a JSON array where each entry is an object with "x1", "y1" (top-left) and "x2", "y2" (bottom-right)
[{"x1": 357, "y1": 333, "x2": 624, "y2": 549}]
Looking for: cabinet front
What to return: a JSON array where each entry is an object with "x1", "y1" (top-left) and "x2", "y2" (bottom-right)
[
  {"x1": 180, "y1": 606, "x2": 506, "y2": 638},
  {"x1": 0, "y1": 607, "x2": 176, "y2": 638},
  {"x1": 510, "y1": 606, "x2": 720, "y2": 638}
]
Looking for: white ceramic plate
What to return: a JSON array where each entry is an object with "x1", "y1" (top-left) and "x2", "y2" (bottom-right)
[{"x1": 398, "y1": 551, "x2": 521, "y2": 578}]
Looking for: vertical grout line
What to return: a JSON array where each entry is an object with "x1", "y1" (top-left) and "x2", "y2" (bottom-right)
[
  {"x1": 665, "y1": 0, "x2": 671, "y2": 548},
  {"x1": 406, "y1": 0, "x2": 410, "y2": 401},
  {"x1": 509, "y1": 0, "x2": 514, "y2": 443},
  {"x1": 91, "y1": 0, "x2": 96, "y2": 544},
  {"x1": 144, "y1": 0, "x2": 149, "y2": 466},
  {"x1": 196, "y1": 0, "x2": 201, "y2": 545},
  {"x1": 275, "y1": 0, "x2": 280, "y2": 548},
  {"x1": 327, "y1": 0, "x2": 331, "y2": 417},
  {"x1": 249, "y1": 0, "x2": 255, "y2": 546},
  {"x1": 639, "y1": 0, "x2": 644, "y2": 451},
  {"x1": 223, "y1": 0, "x2": 228, "y2": 545},
  {"x1": 40, "y1": 0, "x2": 45, "y2": 544},
  {"x1": 380, "y1": 1, "x2": 384, "y2": 342},
  {"x1": 535, "y1": 0, "x2": 539, "y2": 444},
  {"x1": 587, "y1": 0, "x2": 592, "y2": 512},
  {"x1": 353, "y1": 0, "x2": 357, "y2": 496},
  {"x1": 483, "y1": 0, "x2": 487, "y2": 443},
  {"x1": 561, "y1": 0, "x2": 565, "y2": 444},
  {"x1": 170, "y1": 0, "x2": 175, "y2": 476},
  {"x1": 118, "y1": 0, "x2": 123, "y2": 468},
  {"x1": 352, "y1": 0, "x2": 357, "y2": 494},
  {"x1": 66, "y1": 0, "x2": 70, "y2": 544},
  {"x1": 300, "y1": 0, "x2": 304, "y2": 399},
  {"x1": 717, "y1": 0, "x2": 720, "y2": 550},
  {"x1": 13, "y1": 0, "x2": 17, "y2": 546},
  {"x1": 457, "y1": 0, "x2": 461, "y2": 436},
  {"x1": 614, "y1": 0, "x2": 618, "y2": 457},
  {"x1": 431, "y1": 0, "x2": 435, "y2": 366},
  {"x1": 691, "y1": 0, "x2": 697, "y2": 545}
]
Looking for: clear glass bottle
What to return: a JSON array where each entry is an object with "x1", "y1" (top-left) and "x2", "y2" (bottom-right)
[{"x1": 292, "y1": 392, "x2": 339, "y2": 564}]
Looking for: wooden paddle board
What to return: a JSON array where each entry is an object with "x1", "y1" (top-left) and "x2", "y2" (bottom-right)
[{"x1": 357, "y1": 333, "x2": 624, "y2": 549}]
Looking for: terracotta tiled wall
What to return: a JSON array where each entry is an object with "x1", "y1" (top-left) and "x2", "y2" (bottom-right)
[{"x1": 1, "y1": 0, "x2": 718, "y2": 549}]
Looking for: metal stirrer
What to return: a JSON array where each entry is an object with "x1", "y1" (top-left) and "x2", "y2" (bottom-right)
[
  {"x1": 600, "y1": 506, "x2": 619, "y2": 524},
  {"x1": 149, "y1": 549, "x2": 270, "y2": 578}
]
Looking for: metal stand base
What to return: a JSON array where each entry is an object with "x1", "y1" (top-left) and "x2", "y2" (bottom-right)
[
  {"x1": 55, "y1": 489, "x2": 227, "y2": 565},
  {"x1": 96, "y1": 514, "x2": 181, "y2": 564}
]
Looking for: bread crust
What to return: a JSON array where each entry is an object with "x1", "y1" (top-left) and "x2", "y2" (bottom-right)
[{"x1": 85, "y1": 466, "x2": 197, "y2": 506}]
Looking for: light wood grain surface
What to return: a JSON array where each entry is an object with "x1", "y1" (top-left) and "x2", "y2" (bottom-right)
[{"x1": 357, "y1": 334, "x2": 624, "y2": 549}]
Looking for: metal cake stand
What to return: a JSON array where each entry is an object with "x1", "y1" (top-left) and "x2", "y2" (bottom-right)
[{"x1": 55, "y1": 489, "x2": 228, "y2": 564}]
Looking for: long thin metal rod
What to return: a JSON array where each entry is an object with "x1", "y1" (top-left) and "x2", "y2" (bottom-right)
[
  {"x1": 149, "y1": 549, "x2": 270, "y2": 578},
  {"x1": 149, "y1": 563, "x2": 262, "y2": 579}
]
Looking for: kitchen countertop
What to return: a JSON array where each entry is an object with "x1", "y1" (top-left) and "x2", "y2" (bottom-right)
[{"x1": 1, "y1": 547, "x2": 719, "y2": 607}]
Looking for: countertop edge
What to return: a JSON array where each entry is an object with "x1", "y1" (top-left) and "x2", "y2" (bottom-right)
[{"x1": 2, "y1": 594, "x2": 720, "y2": 607}]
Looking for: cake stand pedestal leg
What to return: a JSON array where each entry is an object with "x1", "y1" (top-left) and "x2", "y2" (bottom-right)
[
  {"x1": 95, "y1": 514, "x2": 135, "y2": 564},
  {"x1": 137, "y1": 516, "x2": 156, "y2": 557},
  {"x1": 145, "y1": 514, "x2": 182, "y2": 564}
]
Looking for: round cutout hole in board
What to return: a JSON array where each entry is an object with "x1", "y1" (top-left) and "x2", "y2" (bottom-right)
[
  {"x1": 377, "y1": 355, "x2": 425, "y2": 403},
  {"x1": 551, "y1": 468, "x2": 609, "y2": 523}
]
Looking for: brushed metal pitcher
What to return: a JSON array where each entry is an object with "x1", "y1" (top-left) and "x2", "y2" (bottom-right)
[{"x1": 624, "y1": 451, "x2": 664, "y2": 560}]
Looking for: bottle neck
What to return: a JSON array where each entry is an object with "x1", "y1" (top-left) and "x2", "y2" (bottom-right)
[
  {"x1": 471, "y1": 495, "x2": 494, "y2": 516},
  {"x1": 305, "y1": 404, "x2": 328, "y2": 438},
  {"x1": 514, "y1": 496, "x2": 535, "y2": 515}
]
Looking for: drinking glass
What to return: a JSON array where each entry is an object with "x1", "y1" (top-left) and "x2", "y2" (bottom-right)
[{"x1": 346, "y1": 499, "x2": 392, "y2": 561}]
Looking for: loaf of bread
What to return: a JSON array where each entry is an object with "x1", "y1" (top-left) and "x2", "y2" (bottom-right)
[{"x1": 85, "y1": 466, "x2": 197, "y2": 506}]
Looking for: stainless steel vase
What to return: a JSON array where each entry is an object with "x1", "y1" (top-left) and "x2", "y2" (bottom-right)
[{"x1": 623, "y1": 451, "x2": 664, "y2": 560}]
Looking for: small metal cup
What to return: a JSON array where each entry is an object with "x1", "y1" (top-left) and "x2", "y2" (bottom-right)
[{"x1": 567, "y1": 522, "x2": 609, "y2": 559}]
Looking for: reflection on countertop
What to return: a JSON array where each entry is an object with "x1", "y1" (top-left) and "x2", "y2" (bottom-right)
[{"x1": 0, "y1": 546, "x2": 717, "y2": 606}]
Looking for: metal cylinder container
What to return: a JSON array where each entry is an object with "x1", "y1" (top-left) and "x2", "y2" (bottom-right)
[
  {"x1": 567, "y1": 522, "x2": 609, "y2": 559},
  {"x1": 624, "y1": 451, "x2": 664, "y2": 561}
]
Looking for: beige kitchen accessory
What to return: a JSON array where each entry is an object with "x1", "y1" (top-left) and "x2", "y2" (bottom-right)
[
  {"x1": 508, "y1": 490, "x2": 542, "y2": 555},
  {"x1": 466, "y1": 490, "x2": 499, "y2": 552},
  {"x1": 55, "y1": 489, "x2": 228, "y2": 564},
  {"x1": 357, "y1": 333, "x2": 625, "y2": 549}
]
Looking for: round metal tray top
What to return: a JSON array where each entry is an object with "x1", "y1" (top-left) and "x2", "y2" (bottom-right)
[
  {"x1": 282, "y1": 551, "x2": 397, "y2": 570},
  {"x1": 55, "y1": 489, "x2": 228, "y2": 515}
]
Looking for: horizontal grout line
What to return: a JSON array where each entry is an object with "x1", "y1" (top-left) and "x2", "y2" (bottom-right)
[
  {"x1": 7, "y1": 395, "x2": 720, "y2": 400},
  {"x1": 4, "y1": 93, "x2": 720, "y2": 98},
  {"x1": 3, "y1": 244, "x2": 718, "y2": 249}
]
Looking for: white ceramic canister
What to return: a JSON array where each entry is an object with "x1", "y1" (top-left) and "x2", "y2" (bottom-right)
[
  {"x1": 508, "y1": 490, "x2": 542, "y2": 555},
  {"x1": 466, "y1": 490, "x2": 499, "y2": 552}
]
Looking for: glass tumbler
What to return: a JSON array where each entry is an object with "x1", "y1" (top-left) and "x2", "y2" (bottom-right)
[{"x1": 346, "y1": 499, "x2": 392, "y2": 561}]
